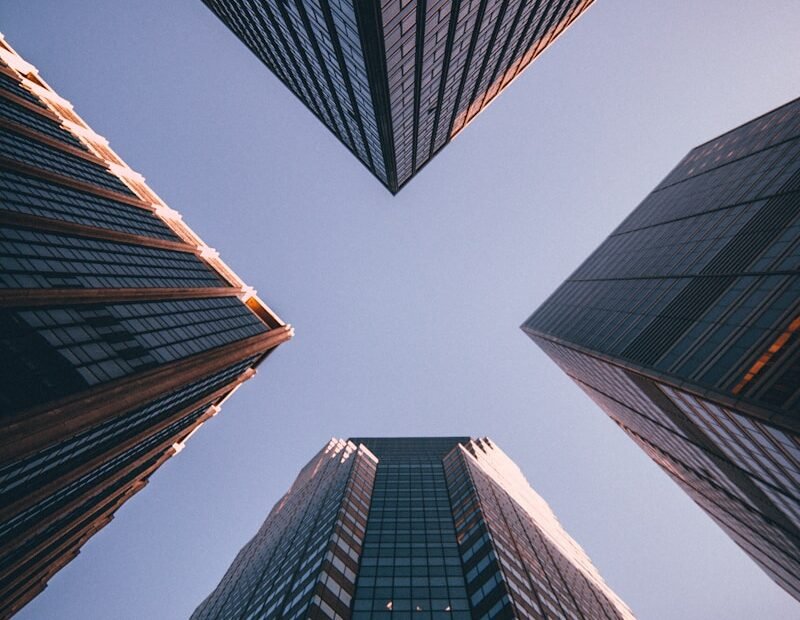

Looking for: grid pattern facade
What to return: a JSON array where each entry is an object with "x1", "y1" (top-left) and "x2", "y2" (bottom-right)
[
  {"x1": 2, "y1": 297, "x2": 267, "y2": 410},
  {"x1": 0, "y1": 168, "x2": 181, "y2": 239},
  {"x1": 203, "y1": 0, "x2": 593, "y2": 193},
  {"x1": 350, "y1": 437, "x2": 471, "y2": 619},
  {"x1": 193, "y1": 440, "x2": 378, "y2": 619},
  {"x1": 0, "y1": 226, "x2": 225, "y2": 289},
  {"x1": 444, "y1": 439, "x2": 633, "y2": 619},
  {"x1": 523, "y1": 98, "x2": 800, "y2": 601},
  {"x1": 194, "y1": 437, "x2": 632, "y2": 619},
  {"x1": 0, "y1": 37, "x2": 291, "y2": 618},
  {"x1": 0, "y1": 357, "x2": 259, "y2": 507}
]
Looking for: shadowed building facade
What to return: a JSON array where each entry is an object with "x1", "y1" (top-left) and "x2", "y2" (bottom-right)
[
  {"x1": 202, "y1": 0, "x2": 593, "y2": 193},
  {"x1": 523, "y1": 98, "x2": 800, "y2": 601},
  {"x1": 192, "y1": 437, "x2": 634, "y2": 619},
  {"x1": 0, "y1": 35, "x2": 292, "y2": 617}
]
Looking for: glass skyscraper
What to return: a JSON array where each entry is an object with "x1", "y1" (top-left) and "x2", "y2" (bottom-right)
[
  {"x1": 202, "y1": 0, "x2": 593, "y2": 193},
  {"x1": 0, "y1": 35, "x2": 292, "y2": 617},
  {"x1": 193, "y1": 436, "x2": 634, "y2": 619},
  {"x1": 523, "y1": 98, "x2": 800, "y2": 601}
]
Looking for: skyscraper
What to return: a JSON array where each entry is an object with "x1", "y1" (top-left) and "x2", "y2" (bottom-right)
[
  {"x1": 202, "y1": 0, "x2": 594, "y2": 193},
  {"x1": 193, "y1": 436, "x2": 634, "y2": 619},
  {"x1": 0, "y1": 35, "x2": 292, "y2": 617},
  {"x1": 523, "y1": 98, "x2": 800, "y2": 601}
]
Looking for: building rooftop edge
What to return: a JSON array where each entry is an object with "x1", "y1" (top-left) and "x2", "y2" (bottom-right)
[{"x1": 686, "y1": 95, "x2": 800, "y2": 153}]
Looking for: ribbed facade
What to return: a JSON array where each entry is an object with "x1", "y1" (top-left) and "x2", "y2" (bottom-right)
[
  {"x1": 202, "y1": 0, "x2": 593, "y2": 193},
  {"x1": 523, "y1": 98, "x2": 800, "y2": 601},
  {"x1": 0, "y1": 35, "x2": 292, "y2": 618},
  {"x1": 193, "y1": 437, "x2": 634, "y2": 619}
]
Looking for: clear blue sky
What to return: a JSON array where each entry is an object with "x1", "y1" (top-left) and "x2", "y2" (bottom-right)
[{"x1": 3, "y1": 1, "x2": 800, "y2": 618}]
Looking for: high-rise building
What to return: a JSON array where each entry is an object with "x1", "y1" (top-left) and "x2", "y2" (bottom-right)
[
  {"x1": 0, "y1": 35, "x2": 292, "y2": 617},
  {"x1": 202, "y1": 0, "x2": 593, "y2": 193},
  {"x1": 523, "y1": 98, "x2": 800, "y2": 601},
  {"x1": 192, "y1": 436, "x2": 634, "y2": 619}
]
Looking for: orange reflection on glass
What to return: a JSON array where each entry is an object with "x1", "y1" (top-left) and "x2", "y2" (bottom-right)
[
  {"x1": 732, "y1": 315, "x2": 800, "y2": 395},
  {"x1": 451, "y1": 0, "x2": 594, "y2": 139}
]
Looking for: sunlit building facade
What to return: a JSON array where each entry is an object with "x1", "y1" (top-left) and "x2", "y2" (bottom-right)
[
  {"x1": 523, "y1": 98, "x2": 800, "y2": 601},
  {"x1": 192, "y1": 436, "x2": 634, "y2": 619},
  {"x1": 0, "y1": 35, "x2": 292, "y2": 617},
  {"x1": 202, "y1": 0, "x2": 593, "y2": 193}
]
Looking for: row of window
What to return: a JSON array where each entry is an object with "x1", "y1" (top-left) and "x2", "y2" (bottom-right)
[
  {"x1": 0, "y1": 71, "x2": 45, "y2": 108},
  {"x1": 660, "y1": 98, "x2": 800, "y2": 189},
  {"x1": 352, "y1": 440, "x2": 470, "y2": 617},
  {"x1": 192, "y1": 441, "x2": 372, "y2": 619},
  {"x1": 0, "y1": 168, "x2": 179, "y2": 240},
  {"x1": 663, "y1": 386, "x2": 800, "y2": 530},
  {"x1": 572, "y1": 200, "x2": 761, "y2": 281},
  {"x1": 207, "y1": 0, "x2": 386, "y2": 183},
  {"x1": 0, "y1": 448, "x2": 163, "y2": 599},
  {"x1": 0, "y1": 357, "x2": 255, "y2": 503},
  {"x1": 620, "y1": 135, "x2": 800, "y2": 233},
  {"x1": 527, "y1": 197, "x2": 799, "y2": 410},
  {"x1": 0, "y1": 224, "x2": 224, "y2": 289},
  {"x1": 0, "y1": 95, "x2": 85, "y2": 149},
  {"x1": 0, "y1": 401, "x2": 209, "y2": 545},
  {"x1": 10, "y1": 297, "x2": 266, "y2": 388},
  {"x1": 0, "y1": 127, "x2": 133, "y2": 195},
  {"x1": 540, "y1": 340, "x2": 800, "y2": 602}
]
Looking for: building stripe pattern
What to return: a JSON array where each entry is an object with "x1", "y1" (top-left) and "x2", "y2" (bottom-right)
[
  {"x1": 203, "y1": 0, "x2": 593, "y2": 192},
  {"x1": 192, "y1": 437, "x2": 634, "y2": 618},
  {"x1": 0, "y1": 35, "x2": 292, "y2": 618},
  {"x1": 523, "y1": 97, "x2": 800, "y2": 601}
]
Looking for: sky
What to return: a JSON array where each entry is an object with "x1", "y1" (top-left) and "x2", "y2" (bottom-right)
[{"x1": 3, "y1": 1, "x2": 800, "y2": 618}]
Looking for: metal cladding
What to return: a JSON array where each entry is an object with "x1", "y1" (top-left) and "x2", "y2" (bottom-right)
[
  {"x1": 192, "y1": 436, "x2": 634, "y2": 619},
  {"x1": 524, "y1": 98, "x2": 800, "y2": 601},
  {"x1": 203, "y1": 0, "x2": 594, "y2": 193},
  {"x1": 0, "y1": 35, "x2": 291, "y2": 618}
]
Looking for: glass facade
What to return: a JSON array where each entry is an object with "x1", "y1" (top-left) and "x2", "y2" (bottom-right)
[
  {"x1": 0, "y1": 357, "x2": 259, "y2": 507},
  {"x1": 193, "y1": 437, "x2": 633, "y2": 619},
  {"x1": 0, "y1": 36, "x2": 291, "y2": 617},
  {"x1": 0, "y1": 169, "x2": 181, "y2": 240},
  {"x1": 203, "y1": 0, "x2": 593, "y2": 192},
  {"x1": 350, "y1": 437, "x2": 471, "y2": 619},
  {"x1": 0, "y1": 225, "x2": 225, "y2": 289},
  {"x1": 2, "y1": 296, "x2": 267, "y2": 412},
  {"x1": 523, "y1": 97, "x2": 800, "y2": 601},
  {"x1": 0, "y1": 128, "x2": 134, "y2": 195},
  {"x1": 192, "y1": 440, "x2": 378, "y2": 619},
  {"x1": 444, "y1": 439, "x2": 632, "y2": 620}
]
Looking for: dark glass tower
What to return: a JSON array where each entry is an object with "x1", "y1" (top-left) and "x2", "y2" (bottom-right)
[
  {"x1": 523, "y1": 98, "x2": 800, "y2": 601},
  {"x1": 202, "y1": 0, "x2": 594, "y2": 193},
  {"x1": 192, "y1": 437, "x2": 634, "y2": 619},
  {"x1": 0, "y1": 36, "x2": 292, "y2": 617}
]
